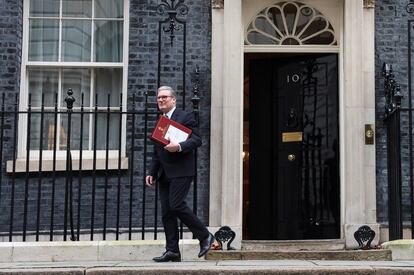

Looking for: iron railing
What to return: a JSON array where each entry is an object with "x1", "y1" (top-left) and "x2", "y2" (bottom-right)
[
  {"x1": 381, "y1": 59, "x2": 414, "y2": 241},
  {"x1": 384, "y1": 1, "x2": 414, "y2": 242},
  {"x1": 0, "y1": 75, "x2": 200, "y2": 241},
  {"x1": 0, "y1": 0, "x2": 202, "y2": 242}
]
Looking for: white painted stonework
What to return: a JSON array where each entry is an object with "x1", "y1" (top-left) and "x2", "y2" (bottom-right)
[
  {"x1": 0, "y1": 240, "x2": 201, "y2": 262},
  {"x1": 210, "y1": 0, "x2": 244, "y2": 249},
  {"x1": 382, "y1": 240, "x2": 414, "y2": 260},
  {"x1": 210, "y1": 0, "x2": 378, "y2": 248}
]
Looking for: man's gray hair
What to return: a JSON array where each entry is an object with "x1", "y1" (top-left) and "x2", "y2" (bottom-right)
[{"x1": 158, "y1": 86, "x2": 177, "y2": 98}]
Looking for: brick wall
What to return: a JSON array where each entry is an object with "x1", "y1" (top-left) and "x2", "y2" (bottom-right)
[
  {"x1": 0, "y1": 0, "x2": 24, "y2": 237},
  {"x1": 0, "y1": 0, "x2": 22, "y2": 98},
  {"x1": 0, "y1": 0, "x2": 211, "y2": 240},
  {"x1": 128, "y1": 0, "x2": 211, "y2": 230},
  {"x1": 127, "y1": 0, "x2": 211, "y2": 230},
  {"x1": 376, "y1": 0, "x2": 414, "y2": 224}
]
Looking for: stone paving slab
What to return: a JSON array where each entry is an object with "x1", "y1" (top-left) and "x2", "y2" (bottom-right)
[
  {"x1": 1, "y1": 260, "x2": 414, "y2": 274},
  {"x1": 310, "y1": 260, "x2": 414, "y2": 267},
  {"x1": 84, "y1": 266, "x2": 414, "y2": 275},
  {"x1": 216, "y1": 260, "x2": 316, "y2": 267}
]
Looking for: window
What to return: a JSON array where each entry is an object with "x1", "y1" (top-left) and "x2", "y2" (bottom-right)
[{"x1": 20, "y1": 0, "x2": 128, "y2": 158}]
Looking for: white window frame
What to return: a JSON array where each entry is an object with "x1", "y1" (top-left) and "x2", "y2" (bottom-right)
[{"x1": 18, "y1": 0, "x2": 129, "y2": 164}]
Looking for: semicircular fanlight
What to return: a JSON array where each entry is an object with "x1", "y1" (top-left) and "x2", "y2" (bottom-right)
[{"x1": 245, "y1": 1, "x2": 337, "y2": 46}]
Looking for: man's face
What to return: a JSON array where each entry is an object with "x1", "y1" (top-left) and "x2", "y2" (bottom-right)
[{"x1": 157, "y1": 89, "x2": 176, "y2": 114}]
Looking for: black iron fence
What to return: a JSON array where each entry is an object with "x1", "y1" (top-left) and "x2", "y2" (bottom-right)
[
  {"x1": 382, "y1": 60, "x2": 414, "y2": 241},
  {"x1": 0, "y1": 0, "x2": 202, "y2": 242},
  {"x1": 384, "y1": 1, "x2": 414, "y2": 242},
  {"x1": 0, "y1": 72, "x2": 201, "y2": 242}
]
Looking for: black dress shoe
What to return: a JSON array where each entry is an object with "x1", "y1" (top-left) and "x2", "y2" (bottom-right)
[
  {"x1": 198, "y1": 233, "x2": 215, "y2": 258},
  {"x1": 153, "y1": 251, "x2": 181, "y2": 262}
]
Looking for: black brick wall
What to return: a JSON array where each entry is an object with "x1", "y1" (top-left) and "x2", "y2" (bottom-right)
[
  {"x1": 0, "y1": 0, "x2": 22, "y2": 104},
  {"x1": 0, "y1": 0, "x2": 24, "y2": 236},
  {"x1": 0, "y1": 0, "x2": 211, "y2": 240},
  {"x1": 376, "y1": 0, "x2": 414, "y2": 225},
  {"x1": 127, "y1": 0, "x2": 211, "y2": 231}
]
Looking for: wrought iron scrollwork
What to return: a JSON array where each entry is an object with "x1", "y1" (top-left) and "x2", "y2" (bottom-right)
[
  {"x1": 354, "y1": 225, "x2": 376, "y2": 250},
  {"x1": 214, "y1": 226, "x2": 236, "y2": 250},
  {"x1": 407, "y1": 1, "x2": 414, "y2": 13},
  {"x1": 383, "y1": 63, "x2": 402, "y2": 118},
  {"x1": 157, "y1": 0, "x2": 189, "y2": 46},
  {"x1": 157, "y1": 0, "x2": 189, "y2": 18}
]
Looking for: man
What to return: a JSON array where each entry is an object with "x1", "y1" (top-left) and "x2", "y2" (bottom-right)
[{"x1": 146, "y1": 86, "x2": 214, "y2": 262}]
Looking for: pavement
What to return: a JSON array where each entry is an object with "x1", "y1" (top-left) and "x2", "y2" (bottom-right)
[{"x1": 2, "y1": 260, "x2": 414, "y2": 274}]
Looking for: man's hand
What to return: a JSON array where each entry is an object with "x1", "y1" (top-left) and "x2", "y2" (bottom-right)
[
  {"x1": 164, "y1": 138, "x2": 180, "y2": 153},
  {"x1": 145, "y1": 175, "x2": 155, "y2": 187}
]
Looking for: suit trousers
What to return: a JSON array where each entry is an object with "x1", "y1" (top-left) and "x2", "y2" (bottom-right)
[{"x1": 159, "y1": 176, "x2": 209, "y2": 253}]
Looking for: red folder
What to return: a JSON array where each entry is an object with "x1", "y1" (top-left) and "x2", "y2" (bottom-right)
[{"x1": 150, "y1": 115, "x2": 192, "y2": 146}]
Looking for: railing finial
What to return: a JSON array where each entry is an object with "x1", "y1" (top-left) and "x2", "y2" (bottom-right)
[
  {"x1": 65, "y1": 89, "x2": 75, "y2": 110},
  {"x1": 383, "y1": 63, "x2": 403, "y2": 117}
]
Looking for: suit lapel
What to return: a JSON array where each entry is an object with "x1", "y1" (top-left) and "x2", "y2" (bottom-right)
[{"x1": 170, "y1": 108, "x2": 179, "y2": 121}]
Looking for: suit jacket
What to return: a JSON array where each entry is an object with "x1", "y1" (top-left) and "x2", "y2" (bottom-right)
[{"x1": 149, "y1": 108, "x2": 202, "y2": 179}]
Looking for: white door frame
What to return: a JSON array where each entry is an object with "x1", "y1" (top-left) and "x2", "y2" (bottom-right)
[{"x1": 209, "y1": 0, "x2": 378, "y2": 248}]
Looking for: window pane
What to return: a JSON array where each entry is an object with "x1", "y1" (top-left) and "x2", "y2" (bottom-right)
[
  {"x1": 29, "y1": 19, "x2": 59, "y2": 61},
  {"x1": 28, "y1": 68, "x2": 59, "y2": 107},
  {"x1": 91, "y1": 68, "x2": 122, "y2": 150},
  {"x1": 94, "y1": 21, "x2": 123, "y2": 62},
  {"x1": 90, "y1": 113, "x2": 119, "y2": 150},
  {"x1": 30, "y1": 113, "x2": 58, "y2": 150},
  {"x1": 94, "y1": 68, "x2": 121, "y2": 107},
  {"x1": 95, "y1": 0, "x2": 123, "y2": 18},
  {"x1": 28, "y1": 68, "x2": 59, "y2": 150},
  {"x1": 63, "y1": 0, "x2": 92, "y2": 18},
  {"x1": 62, "y1": 20, "x2": 92, "y2": 62},
  {"x1": 30, "y1": 0, "x2": 59, "y2": 17},
  {"x1": 60, "y1": 114, "x2": 90, "y2": 150},
  {"x1": 62, "y1": 69, "x2": 91, "y2": 108}
]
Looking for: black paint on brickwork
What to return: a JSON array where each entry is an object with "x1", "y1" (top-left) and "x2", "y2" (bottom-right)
[
  {"x1": 0, "y1": 0, "x2": 24, "y2": 234},
  {"x1": 0, "y1": 1, "x2": 22, "y2": 124},
  {"x1": 127, "y1": 0, "x2": 211, "y2": 231},
  {"x1": 376, "y1": 0, "x2": 414, "y2": 225},
  {"x1": 0, "y1": 0, "x2": 211, "y2": 240}
]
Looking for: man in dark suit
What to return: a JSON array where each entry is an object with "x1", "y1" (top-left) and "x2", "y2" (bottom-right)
[{"x1": 146, "y1": 86, "x2": 214, "y2": 262}]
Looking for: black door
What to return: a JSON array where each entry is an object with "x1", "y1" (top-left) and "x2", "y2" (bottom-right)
[{"x1": 247, "y1": 54, "x2": 340, "y2": 240}]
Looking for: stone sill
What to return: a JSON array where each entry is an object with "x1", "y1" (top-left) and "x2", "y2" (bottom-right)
[{"x1": 6, "y1": 158, "x2": 129, "y2": 173}]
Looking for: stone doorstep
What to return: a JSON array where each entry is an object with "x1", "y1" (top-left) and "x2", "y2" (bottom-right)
[
  {"x1": 206, "y1": 250, "x2": 392, "y2": 261},
  {"x1": 0, "y1": 240, "x2": 202, "y2": 263},
  {"x1": 241, "y1": 239, "x2": 346, "y2": 251}
]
